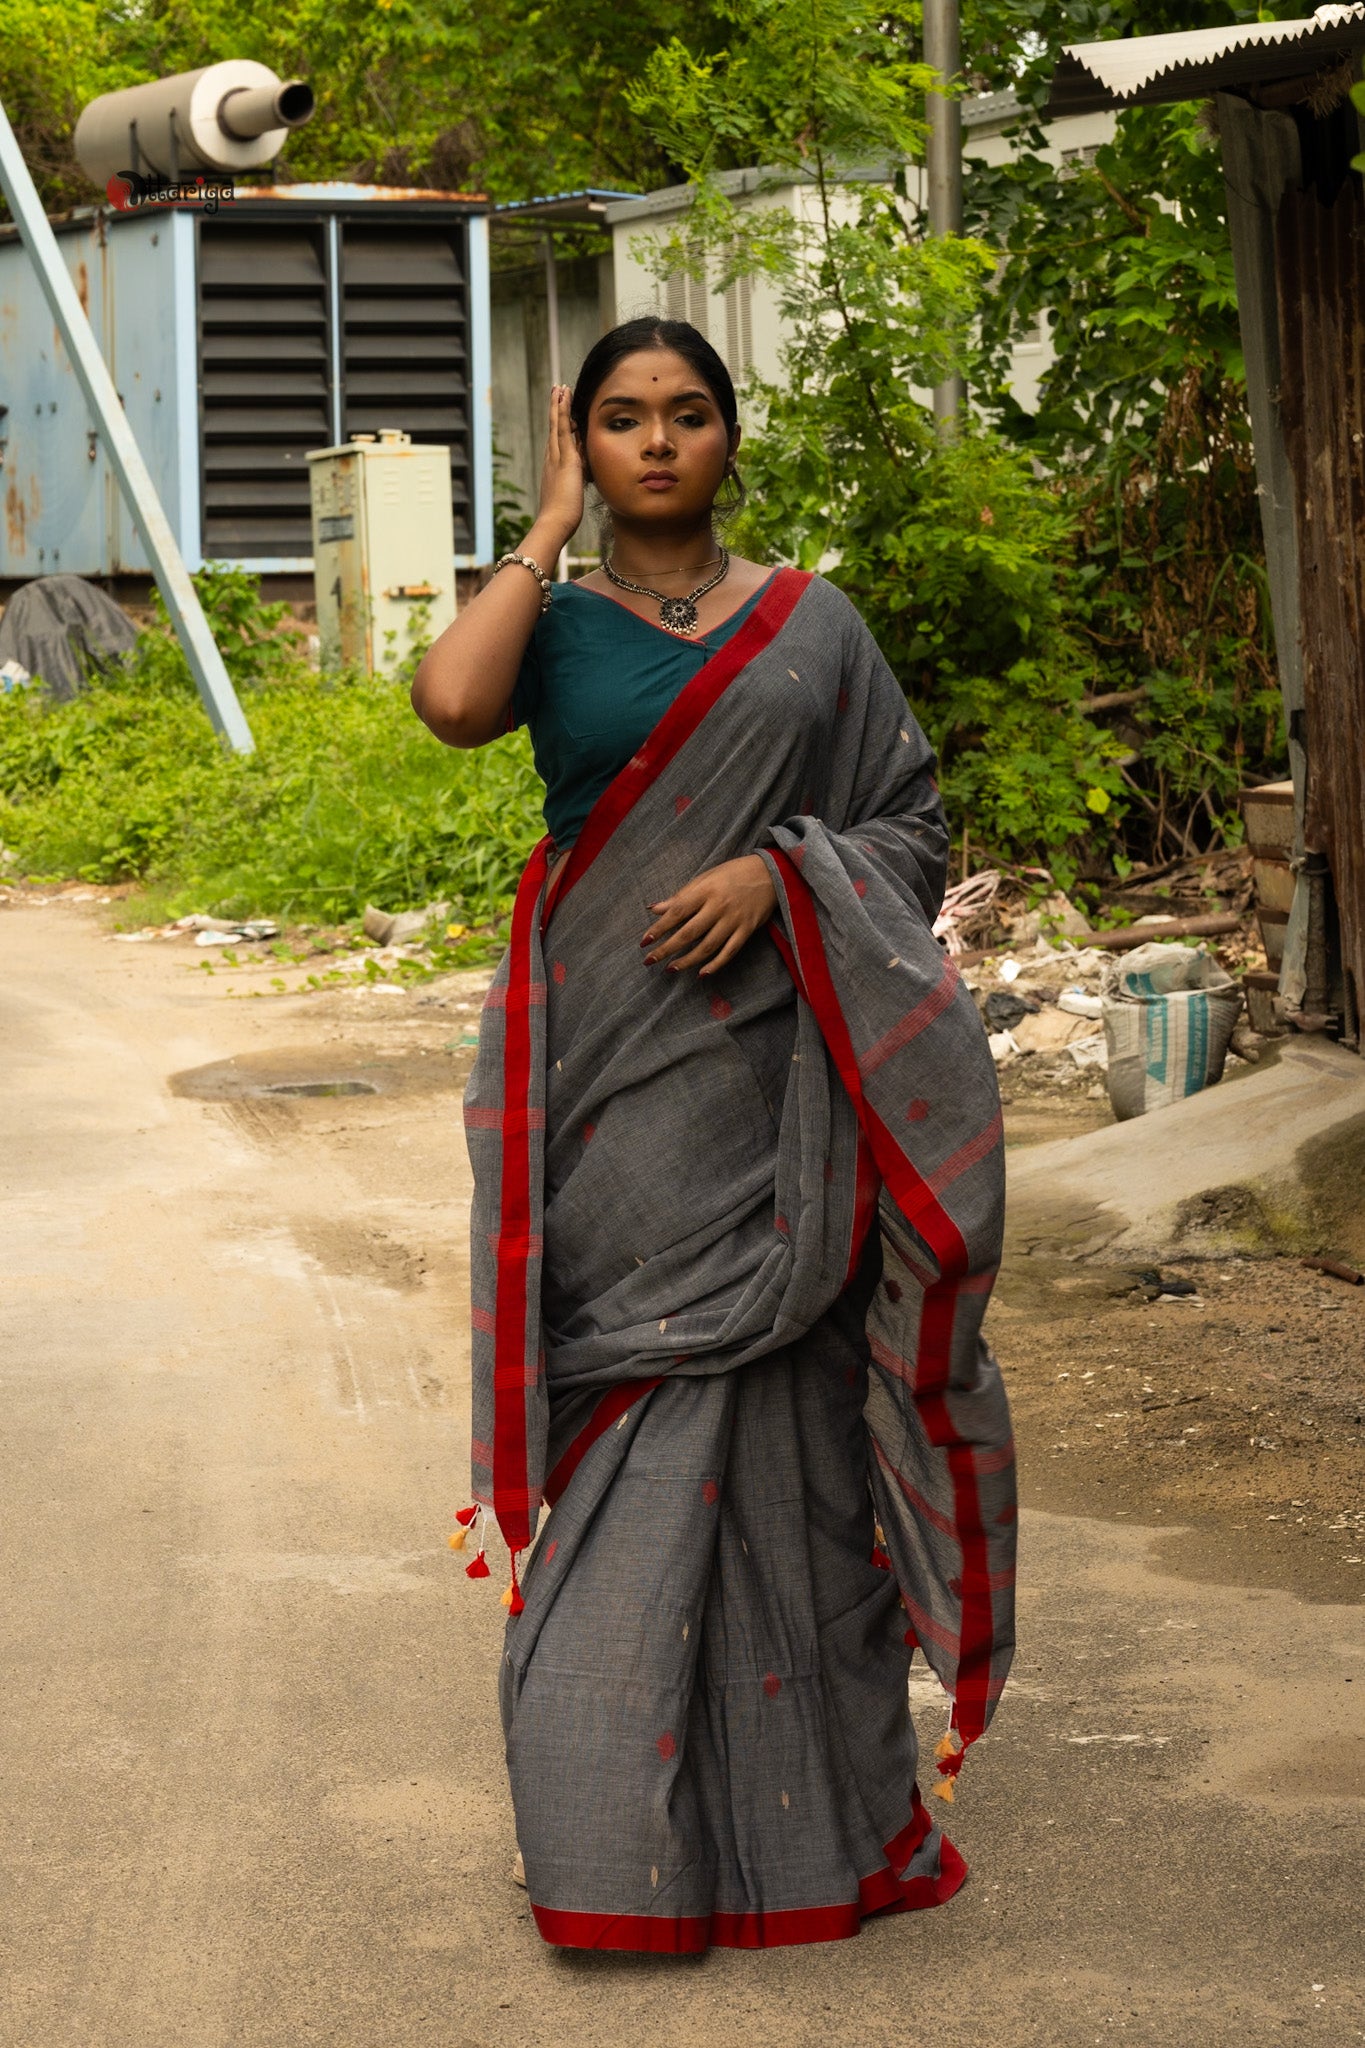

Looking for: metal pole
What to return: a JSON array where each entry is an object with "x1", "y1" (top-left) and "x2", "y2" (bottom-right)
[
  {"x1": 923, "y1": 0, "x2": 965, "y2": 434},
  {"x1": 544, "y1": 228, "x2": 570, "y2": 579},
  {"x1": 0, "y1": 97, "x2": 254, "y2": 752}
]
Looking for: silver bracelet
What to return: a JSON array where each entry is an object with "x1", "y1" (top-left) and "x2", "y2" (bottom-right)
[{"x1": 494, "y1": 551, "x2": 554, "y2": 613}]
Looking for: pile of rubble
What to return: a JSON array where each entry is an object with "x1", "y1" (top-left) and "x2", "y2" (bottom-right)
[{"x1": 961, "y1": 941, "x2": 1112, "y2": 1079}]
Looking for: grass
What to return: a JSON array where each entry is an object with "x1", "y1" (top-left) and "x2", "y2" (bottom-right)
[{"x1": 0, "y1": 574, "x2": 546, "y2": 960}]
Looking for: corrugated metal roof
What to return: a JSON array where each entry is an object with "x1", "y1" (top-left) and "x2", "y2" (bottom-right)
[{"x1": 1047, "y1": 5, "x2": 1365, "y2": 117}]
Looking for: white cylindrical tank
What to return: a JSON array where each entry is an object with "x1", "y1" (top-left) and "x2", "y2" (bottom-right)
[{"x1": 73, "y1": 63, "x2": 313, "y2": 187}]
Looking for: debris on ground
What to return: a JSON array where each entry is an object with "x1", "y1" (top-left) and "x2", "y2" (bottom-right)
[
  {"x1": 362, "y1": 900, "x2": 451, "y2": 947},
  {"x1": 932, "y1": 869, "x2": 1003, "y2": 954},
  {"x1": 1301, "y1": 1256, "x2": 1364, "y2": 1286},
  {"x1": 1101, "y1": 942, "x2": 1241, "y2": 1121},
  {"x1": 0, "y1": 574, "x2": 139, "y2": 702}
]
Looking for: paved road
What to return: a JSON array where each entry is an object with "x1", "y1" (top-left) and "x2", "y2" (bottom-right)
[{"x1": 3, "y1": 900, "x2": 1361, "y2": 2048}]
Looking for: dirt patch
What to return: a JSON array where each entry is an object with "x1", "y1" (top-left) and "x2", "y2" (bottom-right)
[
  {"x1": 170, "y1": 1042, "x2": 477, "y2": 1104},
  {"x1": 990, "y1": 1246, "x2": 1365, "y2": 1605},
  {"x1": 289, "y1": 1217, "x2": 430, "y2": 1293}
]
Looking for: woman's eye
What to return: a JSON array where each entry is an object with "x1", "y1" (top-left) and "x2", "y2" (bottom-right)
[
  {"x1": 605, "y1": 416, "x2": 638, "y2": 431},
  {"x1": 675, "y1": 412, "x2": 707, "y2": 428}
]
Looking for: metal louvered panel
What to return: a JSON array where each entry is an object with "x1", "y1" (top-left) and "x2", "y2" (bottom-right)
[
  {"x1": 340, "y1": 224, "x2": 472, "y2": 551},
  {"x1": 198, "y1": 220, "x2": 331, "y2": 557}
]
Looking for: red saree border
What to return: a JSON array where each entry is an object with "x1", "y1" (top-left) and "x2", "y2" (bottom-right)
[
  {"x1": 487, "y1": 568, "x2": 812, "y2": 1549},
  {"x1": 544, "y1": 566, "x2": 813, "y2": 923},
  {"x1": 543, "y1": 1376, "x2": 663, "y2": 1506},
  {"x1": 529, "y1": 1797, "x2": 966, "y2": 1953},
  {"x1": 768, "y1": 849, "x2": 1002, "y2": 1753},
  {"x1": 491, "y1": 836, "x2": 553, "y2": 1553}
]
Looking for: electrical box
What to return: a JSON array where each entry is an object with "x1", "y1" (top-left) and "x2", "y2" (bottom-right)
[{"x1": 307, "y1": 430, "x2": 457, "y2": 673}]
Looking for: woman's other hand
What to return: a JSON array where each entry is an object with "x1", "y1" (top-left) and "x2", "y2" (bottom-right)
[
  {"x1": 641, "y1": 856, "x2": 778, "y2": 977},
  {"x1": 538, "y1": 384, "x2": 585, "y2": 540}
]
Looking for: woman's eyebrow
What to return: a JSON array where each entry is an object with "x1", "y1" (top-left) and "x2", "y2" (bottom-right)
[{"x1": 595, "y1": 389, "x2": 714, "y2": 408}]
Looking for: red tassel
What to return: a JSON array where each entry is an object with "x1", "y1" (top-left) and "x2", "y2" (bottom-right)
[
  {"x1": 507, "y1": 1549, "x2": 526, "y2": 1617},
  {"x1": 935, "y1": 1729, "x2": 967, "y2": 1781},
  {"x1": 454, "y1": 1505, "x2": 479, "y2": 1527},
  {"x1": 870, "y1": 1545, "x2": 893, "y2": 1572},
  {"x1": 465, "y1": 1551, "x2": 490, "y2": 1580}
]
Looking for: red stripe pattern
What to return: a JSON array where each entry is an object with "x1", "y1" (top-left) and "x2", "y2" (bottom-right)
[
  {"x1": 530, "y1": 1795, "x2": 965, "y2": 1952},
  {"x1": 546, "y1": 570, "x2": 813, "y2": 920},
  {"x1": 768, "y1": 847, "x2": 1007, "y2": 1758},
  {"x1": 490, "y1": 837, "x2": 552, "y2": 1553}
]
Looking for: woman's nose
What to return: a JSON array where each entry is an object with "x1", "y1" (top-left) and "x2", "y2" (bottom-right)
[{"x1": 641, "y1": 421, "x2": 676, "y2": 456}]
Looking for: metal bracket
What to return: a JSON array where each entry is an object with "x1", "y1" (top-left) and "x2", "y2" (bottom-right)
[{"x1": 0, "y1": 93, "x2": 253, "y2": 751}]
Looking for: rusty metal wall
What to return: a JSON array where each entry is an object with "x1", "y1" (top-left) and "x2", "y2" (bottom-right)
[{"x1": 1276, "y1": 177, "x2": 1365, "y2": 1044}]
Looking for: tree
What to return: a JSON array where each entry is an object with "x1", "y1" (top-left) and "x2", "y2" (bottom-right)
[
  {"x1": 960, "y1": 1, "x2": 1293, "y2": 858},
  {"x1": 627, "y1": 0, "x2": 1130, "y2": 876},
  {"x1": 0, "y1": 0, "x2": 730, "y2": 214}
]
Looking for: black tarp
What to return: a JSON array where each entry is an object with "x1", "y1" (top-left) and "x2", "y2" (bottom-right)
[{"x1": 0, "y1": 575, "x2": 140, "y2": 701}]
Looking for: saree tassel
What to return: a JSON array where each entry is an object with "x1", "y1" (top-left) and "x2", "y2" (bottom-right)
[
  {"x1": 932, "y1": 1725, "x2": 967, "y2": 1800},
  {"x1": 447, "y1": 1528, "x2": 467, "y2": 1551},
  {"x1": 506, "y1": 1549, "x2": 526, "y2": 1617},
  {"x1": 454, "y1": 1505, "x2": 479, "y2": 1527},
  {"x1": 465, "y1": 1549, "x2": 491, "y2": 1579},
  {"x1": 870, "y1": 1544, "x2": 893, "y2": 1572}
]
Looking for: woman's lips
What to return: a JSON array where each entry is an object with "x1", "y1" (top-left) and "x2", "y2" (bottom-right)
[{"x1": 639, "y1": 473, "x2": 678, "y2": 490}]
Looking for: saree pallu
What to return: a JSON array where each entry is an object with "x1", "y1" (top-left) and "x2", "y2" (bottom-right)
[{"x1": 464, "y1": 569, "x2": 1016, "y2": 1952}]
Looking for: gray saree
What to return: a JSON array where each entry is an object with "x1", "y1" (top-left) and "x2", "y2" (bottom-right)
[{"x1": 461, "y1": 568, "x2": 1015, "y2": 1951}]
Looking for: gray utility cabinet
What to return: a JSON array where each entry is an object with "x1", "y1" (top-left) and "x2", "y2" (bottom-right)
[{"x1": 0, "y1": 185, "x2": 493, "y2": 579}]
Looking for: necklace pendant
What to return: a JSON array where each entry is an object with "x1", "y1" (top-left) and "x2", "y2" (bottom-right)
[{"x1": 658, "y1": 595, "x2": 700, "y2": 637}]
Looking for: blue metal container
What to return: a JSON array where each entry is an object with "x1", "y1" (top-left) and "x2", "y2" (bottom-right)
[{"x1": 0, "y1": 185, "x2": 492, "y2": 579}]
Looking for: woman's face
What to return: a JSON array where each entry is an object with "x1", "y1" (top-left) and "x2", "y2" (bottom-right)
[{"x1": 580, "y1": 349, "x2": 738, "y2": 526}]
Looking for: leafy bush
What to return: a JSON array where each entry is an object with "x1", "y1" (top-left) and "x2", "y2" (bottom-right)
[{"x1": 0, "y1": 583, "x2": 545, "y2": 928}]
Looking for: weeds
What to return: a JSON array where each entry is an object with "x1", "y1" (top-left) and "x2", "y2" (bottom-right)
[{"x1": 0, "y1": 574, "x2": 546, "y2": 939}]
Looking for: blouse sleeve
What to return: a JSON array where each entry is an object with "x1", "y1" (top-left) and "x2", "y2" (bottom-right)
[{"x1": 507, "y1": 627, "x2": 542, "y2": 734}]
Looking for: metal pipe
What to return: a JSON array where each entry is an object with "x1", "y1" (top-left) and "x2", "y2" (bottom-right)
[
  {"x1": 217, "y1": 79, "x2": 314, "y2": 140},
  {"x1": 923, "y1": 0, "x2": 965, "y2": 433},
  {"x1": 544, "y1": 229, "x2": 570, "y2": 579}
]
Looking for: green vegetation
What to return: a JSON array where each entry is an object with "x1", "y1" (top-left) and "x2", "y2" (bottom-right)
[
  {"x1": 0, "y1": 0, "x2": 1296, "y2": 898},
  {"x1": 0, "y1": 574, "x2": 543, "y2": 940},
  {"x1": 0, "y1": 0, "x2": 729, "y2": 213}
]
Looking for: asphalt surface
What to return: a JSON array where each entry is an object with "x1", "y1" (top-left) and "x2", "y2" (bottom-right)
[{"x1": 3, "y1": 898, "x2": 1362, "y2": 2048}]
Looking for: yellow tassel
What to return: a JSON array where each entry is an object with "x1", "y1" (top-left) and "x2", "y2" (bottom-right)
[
  {"x1": 935, "y1": 1732, "x2": 960, "y2": 1762},
  {"x1": 448, "y1": 1529, "x2": 467, "y2": 1551},
  {"x1": 931, "y1": 1776, "x2": 955, "y2": 1803},
  {"x1": 500, "y1": 1583, "x2": 514, "y2": 1609}
]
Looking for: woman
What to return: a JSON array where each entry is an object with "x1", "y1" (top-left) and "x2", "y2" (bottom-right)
[{"x1": 412, "y1": 318, "x2": 1015, "y2": 1954}]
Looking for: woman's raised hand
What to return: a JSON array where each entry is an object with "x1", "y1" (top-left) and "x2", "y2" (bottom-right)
[
  {"x1": 536, "y1": 385, "x2": 585, "y2": 546},
  {"x1": 641, "y1": 856, "x2": 779, "y2": 977}
]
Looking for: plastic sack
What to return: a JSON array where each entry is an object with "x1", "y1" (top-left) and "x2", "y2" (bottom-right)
[{"x1": 1101, "y1": 942, "x2": 1243, "y2": 1122}]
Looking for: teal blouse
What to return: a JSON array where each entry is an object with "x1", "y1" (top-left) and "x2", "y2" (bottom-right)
[{"x1": 509, "y1": 576, "x2": 774, "y2": 848}]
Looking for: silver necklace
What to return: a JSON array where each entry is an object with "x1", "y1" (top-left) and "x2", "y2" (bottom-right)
[{"x1": 603, "y1": 548, "x2": 731, "y2": 638}]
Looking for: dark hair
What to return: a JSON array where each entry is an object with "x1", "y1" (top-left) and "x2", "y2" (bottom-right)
[{"x1": 570, "y1": 317, "x2": 744, "y2": 510}]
